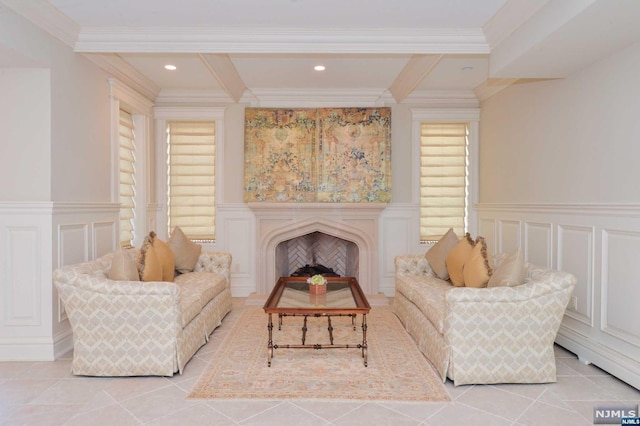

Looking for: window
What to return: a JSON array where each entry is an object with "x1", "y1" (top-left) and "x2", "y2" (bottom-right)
[
  {"x1": 167, "y1": 121, "x2": 216, "y2": 241},
  {"x1": 118, "y1": 109, "x2": 136, "y2": 247},
  {"x1": 420, "y1": 122, "x2": 468, "y2": 241}
]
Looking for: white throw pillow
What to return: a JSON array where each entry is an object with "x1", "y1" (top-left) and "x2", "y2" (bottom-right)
[{"x1": 487, "y1": 249, "x2": 525, "y2": 287}]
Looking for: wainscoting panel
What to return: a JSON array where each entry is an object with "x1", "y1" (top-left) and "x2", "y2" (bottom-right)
[
  {"x1": 379, "y1": 204, "x2": 420, "y2": 296},
  {"x1": 558, "y1": 225, "x2": 594, "y2": 326},
  {"x1": 524, "y1": 222, "x2": 552, "y2": 268},
  {"x1": 477, "y1": 203, "x2": 640, "y2": 390},
  {"x1": 498, "y1": 220, "x2": 521, "y2": 254},
  {"x1": 92, "y1": 221, "x2": 116, "y2": 259},
  {"x1": 4, "y1": 226, "x2": 42, "y2": 327},
  {"x1": 601, "y1": 229, "x2": 640, "y2": 348},
  {"x1": 479, "y1": 218, "x2": 496, "y2": 252},
  {"x1": 0, "y1": 203, "x2": 53, "y2": 361},
  {"x1": 216, "y1": 204, "x2": 255, "y2": 297}
]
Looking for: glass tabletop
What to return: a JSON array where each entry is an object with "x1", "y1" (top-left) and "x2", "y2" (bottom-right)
[{"x1": 277, "y1": 280, "x2": 357, "y2": 309}]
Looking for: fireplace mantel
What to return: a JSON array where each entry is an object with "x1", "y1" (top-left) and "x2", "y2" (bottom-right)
[{"x1": 248, "y1": 203, "x2": 387, "y2": 295}]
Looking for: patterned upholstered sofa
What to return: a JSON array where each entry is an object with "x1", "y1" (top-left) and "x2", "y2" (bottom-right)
[
  {"x1": 54, "y1": 250, "x2": 232, "y2": 377},
  {"x1": 393, "y1": 253, "x2": 575, "y2": 386}
]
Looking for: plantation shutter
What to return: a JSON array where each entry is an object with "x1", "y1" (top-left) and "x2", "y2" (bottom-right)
[
  {"x1": 119, "y1": 109, "x2": 136, "y2": 247},
  {"x1": 167, "y1": 121, "x2": 216, "y2": 240},
  {"x1": 420, "y1": 122, "x2": 468, "y2": 241}
]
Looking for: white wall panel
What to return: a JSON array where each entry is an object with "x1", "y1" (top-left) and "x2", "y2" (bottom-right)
[
  {"x1": 479, "y1": 218, "x2": 496, "y2": 253},
  {"x1": 4, "y1": 227, "x2": 41, "y2": 326},
  {"x1": 216, "y1": 204, "x2": 255, "y2": 297},
  {"x1": 601, "y1": 229, "x2": 640, "y2": 347},
  {"x1": 92, "y1": 221, "x2": 116, "y2": 258},
  {"x1": 558, "y1": 224, "x2": 593, "y2": 326},
  {"x1": 478, "y1": 203, "x2": 640, "y2": 390},
  {"x1": 498, "y1": 219, "x2": 520, "y2": 254},
  {"x1": 524, "y1": 222, "x2": 552, "y2": 268}
]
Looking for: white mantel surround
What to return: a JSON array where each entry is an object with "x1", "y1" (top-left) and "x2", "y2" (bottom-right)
[{"x1": 249, "y1": 203, "x2": 388, "y2": 295}]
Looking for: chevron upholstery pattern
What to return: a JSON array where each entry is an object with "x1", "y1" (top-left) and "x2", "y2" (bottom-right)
[
  {"x1": 54, "y1": 249, "x2": 232, "y2": 377},
  {"x1": 392, "y1": 254, "x2": 575, "y2": 386}
]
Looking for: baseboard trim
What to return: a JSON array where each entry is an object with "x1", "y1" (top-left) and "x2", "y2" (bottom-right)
[{"x1": 556, "y1": 326, "x2": 640, "y2": 391}]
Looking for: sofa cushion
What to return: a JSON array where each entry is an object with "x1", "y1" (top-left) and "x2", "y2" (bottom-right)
[
  {"x1": 107, "y1": 249, "x2": 140, "y2": 281},
  {"x1": 395, "y1": 274, "x2": 452, "y2": 334},
  {"x1": 175, "y1": 272, "x2": 228, "y2": 327},
  {"x1": 446, "y1": 233, "x2": 474, "y2": 287},
  {"x1": 488, "y1": 249, "x2": 525, "y2": 287},
  {"x1": 425, "y1": 228, "x2": 458, "y2": 280},
  {"x1": 168, "y1": 226, "x2": 202, "y2": 274},
  {"x1": 463, "y1": 237, "x2": 493, "y2": 288},
  {"x1": 152, "y1": 236, "x2": 175, "y2": 282},
  {"x1": 138, "y1": 234, "x2": 163, "y2": 282}
]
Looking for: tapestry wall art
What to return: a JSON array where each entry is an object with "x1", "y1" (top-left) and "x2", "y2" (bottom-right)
[{"x1": 244, "y1": 107, "x2": 391, "y2": 203}]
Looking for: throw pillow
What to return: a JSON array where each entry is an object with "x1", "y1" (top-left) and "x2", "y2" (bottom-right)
[
  {"x1": 463, "y1": 236, "x2": 493, "y2": 288},
  {"x1": 168, "y1": 226, "x2": 202, "y2": 274},
  {"x1": 152, "y1": 232, "x2": 175, "y2": 282},
  {"x1": 425, "y1": 227, "x2": 458, "y2": 280},
  {"x1": 138, "y1": 233, "x2": 162, "y2": 282},
  {"x1": 445, "y1": 233, "x2": 474, "y2": 287},
  {"x1": 487, "y1": 249, "x2": 525, "y2": 287},
  {"x1": 107, "y1": 248, "x2": 139, "y2": 281}
]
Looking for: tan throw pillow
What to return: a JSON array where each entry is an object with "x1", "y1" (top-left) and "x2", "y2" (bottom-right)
[
  {"x1": 488, "y1": 249, "x2": 525, "y2": 287},
  {"x1": 168, "y1": 226, "x2": 202, "y2": 274},
  {"x1": 445, "y1": 233, "x2": 474, "y2": 287},
  {"x1": 138, "y1": 233, "x2": 162, "y2": 282},
  {"x1": 107, "y1": 249, "x2": 139, "y2": 281},
  {"x1": 425, "y1": 228, "x2": 458, "y2": 280},
  {"x1": 463, "y1": 237, "x2": 493, "y2": 288},
  {"x1": 152, "y1": 234, "x2": 175, "y2": 282}
]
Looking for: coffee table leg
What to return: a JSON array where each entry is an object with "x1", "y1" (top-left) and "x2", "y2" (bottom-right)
[
  {"x1": 267, "y1": 313, "x2": 274, "y2": 367},
  {"x1": 302, "y1": 315, "x2": 308, "y2": 345},
  {"x1": 362, "y1": 314, "x2": 368, "y2": 367},
  {"x1": 327, "y1": 315, "x2": 334, "y2": 345}
]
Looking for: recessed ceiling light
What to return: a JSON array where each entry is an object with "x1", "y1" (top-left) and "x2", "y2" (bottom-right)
[
  {"x1": 461, "y1": 66, "x2": 473, "y2": 71},
  {"x1": 314, "y1": 65, "x2": 326, "y2": 71},
  {"x1": 164, "y1": 64, "x2": 177, "y2": 71}
]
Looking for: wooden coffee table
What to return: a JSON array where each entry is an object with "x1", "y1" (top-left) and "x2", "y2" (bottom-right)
[{"x1": 263, "y1": 276, "x2": 371, "y2": 367}]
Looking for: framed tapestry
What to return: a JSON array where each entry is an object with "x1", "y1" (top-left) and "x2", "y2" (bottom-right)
[{"x1": 244, "y1": 107, "x2": 391, "y2": 203}]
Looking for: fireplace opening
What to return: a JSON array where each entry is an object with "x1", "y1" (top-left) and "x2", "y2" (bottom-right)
[{"x1": 276, "y1": 231, "x2": 359, "y2": 279}]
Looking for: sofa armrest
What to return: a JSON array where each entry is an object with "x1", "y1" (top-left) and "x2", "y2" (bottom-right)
[
  {"x1": 394, "y1": 254, "x2": 436, "y2": 278},
  {"x1": 194, "y1": 251, "x2": 232, "y2": 286}
]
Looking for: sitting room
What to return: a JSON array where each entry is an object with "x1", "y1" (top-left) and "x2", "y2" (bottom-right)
[{"x1": 1, "y1": 0, "x2": 640, "y2": 424}]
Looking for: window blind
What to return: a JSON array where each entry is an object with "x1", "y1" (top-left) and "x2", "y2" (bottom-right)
[
  {"x1": 119, "y1": 109, "x2": 136, "y2": 247},
  {"x1": 420, "y1": 122, "x2": 468, "y2": 241},
  {"x1": 167, "y1": 121, "x2": 216, "y2": 240}
]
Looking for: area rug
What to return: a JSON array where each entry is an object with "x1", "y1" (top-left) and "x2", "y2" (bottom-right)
[{"x1": 188, "y1": 306, "x2": 450, "y2": 402}]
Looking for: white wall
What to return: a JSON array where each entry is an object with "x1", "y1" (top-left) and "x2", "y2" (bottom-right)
[
  {"x1": 480, "y1": 40, "x2": 640, "y2": 204},
  {"x1": 0, "y1": 7, "x2": 118, "y2": 360},
  {"x1": 0, "y1": 68, "x2": 50, "y2": 201},
  {"x1": 478, "y1": 40, "x2": 640, "y2": 390}
]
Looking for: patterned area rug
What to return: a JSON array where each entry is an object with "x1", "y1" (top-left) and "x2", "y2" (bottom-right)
[{"x1": 188, "y1": 306, "x2": 450, "y2": 402}]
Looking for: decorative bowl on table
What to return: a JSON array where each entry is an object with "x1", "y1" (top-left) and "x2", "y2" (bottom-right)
[{"x1": 307, "y1": 274, "x2": 327, "y2": 294}]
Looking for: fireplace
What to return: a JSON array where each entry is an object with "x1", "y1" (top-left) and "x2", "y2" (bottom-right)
[
  {"x1": 277, "y1": 232, "x2": 358, "y2": 278},
  {"x1": 249, "y1": 203, "x2": 387, "y2": 295}
]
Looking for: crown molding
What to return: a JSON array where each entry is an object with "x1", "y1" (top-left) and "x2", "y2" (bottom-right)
[
  {"x1": 199, "y1": 54, "x2": 247, "y2": 103},
  {"x1": 82, "y1": 53, "x2": 160, "y2": 101},
  {"x1": 1, "y1": 0, "x2": 80, "y2": 48},
  {"x1": 73, "y1": 27, "x2": 490, "y2": 54},
  {"x1": 246, "y1": 88, "x2": 388, "y2": 108}
]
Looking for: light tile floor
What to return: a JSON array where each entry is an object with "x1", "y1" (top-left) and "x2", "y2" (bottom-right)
[{"x1": 1, "y1": 298, "x2": 639, "y2": 425}]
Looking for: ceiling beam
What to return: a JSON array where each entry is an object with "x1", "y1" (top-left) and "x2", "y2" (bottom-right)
[
  {"x1": 199, "y1": 54, "x2": 247, "y2": 103},
  {"x1": 388, "y1": 55, "x2": 443, "y2": 103},
  {"x1": 73, "y1": 28, "x2": 490, "y2": 55}
]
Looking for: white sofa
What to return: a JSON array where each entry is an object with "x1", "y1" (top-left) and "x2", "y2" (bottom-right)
[
  {"x1": 54, "y1": 249, "x2": 233, "y2": 377},
  {"x1": 392, "y1": 253, "x2": 576, "y2": 386}
]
